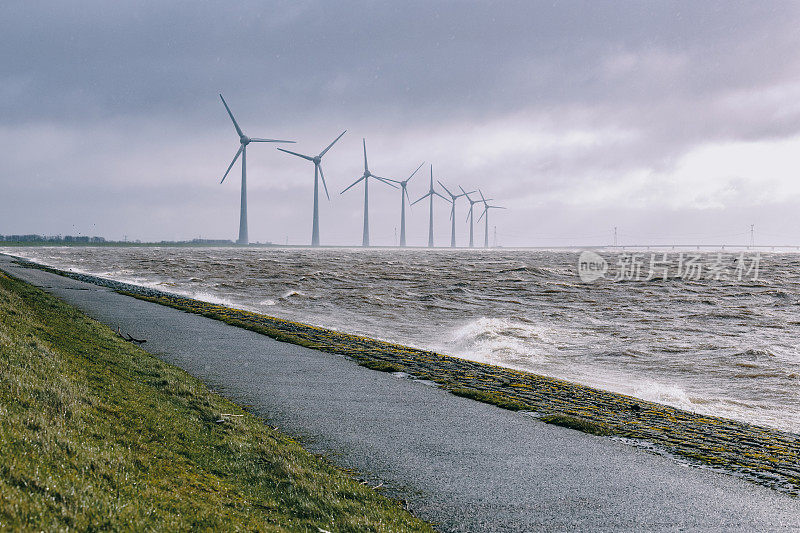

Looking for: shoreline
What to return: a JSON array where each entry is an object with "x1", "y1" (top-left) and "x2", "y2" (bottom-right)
[{"x1": 5, "y1": 254, "x2": 799, "y2": 497}]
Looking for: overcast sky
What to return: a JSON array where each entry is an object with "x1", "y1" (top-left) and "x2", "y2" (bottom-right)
[{"x1": 2, "y1": 1, "x2": 800, "y2": 246}]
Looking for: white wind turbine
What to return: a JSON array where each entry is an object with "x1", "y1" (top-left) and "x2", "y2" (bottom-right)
[
  {"x1": 340, "y1": 139, "x2": 397, "y2": 247},
  {"x1": 218, "y1": 94, "x2": 293, "y2": 244},
  {"x1": 478, "y1": 189, "x2": 506, "y2": 248},
  {"x1": 411, "y1": 165, "x2": 448, "y2": 248},
  {"x1": 277, "y1": 130, "x2": 347, "y2": 247},
  {"x1": 384, "y1": 162, "x2": 424, "y2": 247},
  {"x1": 462, "y1": 187, "x2": 482, "y2": 248},
  {"x1": 438, "y1": 181, "x2": 475, "y2": 248}
]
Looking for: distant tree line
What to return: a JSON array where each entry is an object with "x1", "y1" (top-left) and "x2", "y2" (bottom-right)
[
  {"x1": 0, "y1": 234, "x2": 106, "y2": 243},
  {"x1": 0, "y1": 234, "x2": 237, "y2": 245}
]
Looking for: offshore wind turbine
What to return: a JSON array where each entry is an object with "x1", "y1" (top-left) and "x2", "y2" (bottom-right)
[
  {"x1": 218, "y1": 94, "x2": 293, "y2": 244},
  {"x1": 438, "y1": 181, "x2": 475, "y2": 248},
  {"x1": 461, "y1": 186, "x2": 482, "y2": 248},
  {"x1": 478, "y1": 189, "x2": 506, "y2": 248},
  {"x1": 340, "y1": 139, "x2": 397, "y2": 247},
  {"x1": 385, "y1": 162, "x2": 424, "y2": 247},
  {"x1": 411, "y1": 165, "x2": 448, "y2": 248},
  {"x1": 277, "y1": 130, "x2": 347, "y2": 247}
]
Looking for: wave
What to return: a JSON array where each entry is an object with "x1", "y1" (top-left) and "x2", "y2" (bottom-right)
[
  {"x1": 443, "y1": 316, "x2": 563, "y2": 368},
  {"x1": 281, "y1": 290, "x2": 306, "y2": 299},
  {"x1": 632, "y1": 381, "x2": 700, "y2": 412}
]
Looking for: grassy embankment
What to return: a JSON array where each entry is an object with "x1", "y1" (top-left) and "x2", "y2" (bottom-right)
[{"x1": 0, "y1": 271, "x2": 433, "y2": 531}]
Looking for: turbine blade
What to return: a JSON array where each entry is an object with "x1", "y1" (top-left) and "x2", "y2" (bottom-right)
[
  {"x1": 478, "y1": 209, "x2": 486, "y2": 222},
  {"x1": 459, "y1": 185, "x2": 470, "y2": 198},
  {"x1": 251, "y1": 138, "x2": 294, "y2": 143},
  {"x1": 411, "y1": 192, "x2": 431, "y2": 206},
  {"x1": 219, "y1": 94, "x2": 243, "y2": 138},
  {"x1": 434, "y1": 191, "x2": 448, "y2": 201},
  {"x1": 466, "y1": 205, "x2": 473, "y2": 222},
  {"x1": 319, "y1": 129, "x2": 347, "y2": 157},
  {"x1": 318, "y1": 164, "x2": 331, "y2": 201},
  {"x1": 437, "y1": 180, "x2": 454, "y2": 198},
  {"x1": 375, "y1": 176, "x2": 398, "y2": 188},
  {"x1": 277, "y1": 148, "x2": 314, "y2": 161},
  {"x1": 363, "y1": 138, "x2": 368, "y2": 172},
  {"x1": 340, "y1": 176, "x2": 365, "y2": 194},
  {"x1": 220, "y1": 146, "x2": 243, "y2": 184},
  {"x1": 406, "y1": 162, "x2": 424, "y2": 183},
  {"x1": 479, "y1": 189, "x2": 486, "y2": 203},
  {"x1": 405, "y1": 185, "x2": 412, "y2": 206}
]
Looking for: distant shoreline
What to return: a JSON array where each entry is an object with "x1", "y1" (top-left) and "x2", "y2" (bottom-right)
[
  {"x1": 4, "y1": 240, "x2": 800, "y2": 251},
  {"x1": 5, "y1": 252, "x2": 799, "y2": 498}
]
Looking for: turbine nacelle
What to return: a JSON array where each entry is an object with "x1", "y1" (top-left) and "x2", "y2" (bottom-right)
[{"x1": 240, "y1": 135, "x2": 251, "y2": 145}]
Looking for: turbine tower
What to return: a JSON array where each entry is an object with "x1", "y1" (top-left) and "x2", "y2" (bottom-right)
[
  {"x1": 478, "y1": 190, "x2": 506, "y2": 248},
  {"x1": 385, "y1": 162, "x2": 424, "y2": 247},
  {"x1": 340, "y1": 139, "x2": 396, "y2": 247},
  {"x1": 438, "y1": 181, "x2": 474, "y2": 248},
  {"x1": 277, "y1": 130, "x2": 347, "y2": 246},
  {"x1": 461, "y1": 186, "x2": 482, "y2": 248},
  {"x1": 218, "y1": 94, "x2": 293, "y2": 244},
  {"x1": 411, "y1": 165, "x2": 447, "y2": 248}
]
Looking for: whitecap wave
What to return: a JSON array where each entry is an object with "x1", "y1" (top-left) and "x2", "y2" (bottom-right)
[
  {"x1": 632, "y1": 381, "x2": 698, "y2": 412},
  {"x1": 443, "y1": 317, "x2": 559, "y2": 367}
]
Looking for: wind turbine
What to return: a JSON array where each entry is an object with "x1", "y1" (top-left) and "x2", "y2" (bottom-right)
[
  {"x1": 384, "y1": 162, "x2": 424, "y2": 247},
  {"x1": 340, "y1": 139, "x2": 397, "y2": 247},
  {"x1": 438, "y1": 181, "x2": 475, "y2": 248},
  {"x1": 277, "y1": 130, "x2": 347, "y2": 247},
  {"x1": 218, "y1": 94, "x2": 293, "y2": 245},
  {"x1": 478, "y1": 190, "x2": 506, "y2": 248},
  {"x1": 462, "y1": 187, "x2": 482, "y2": 248},
  {"x1": 411, "y1": 165, "x2": 448, "y2": 248}
]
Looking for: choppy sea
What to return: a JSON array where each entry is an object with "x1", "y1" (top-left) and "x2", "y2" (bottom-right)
[{"x1": 5, "y1": 246, "x2": 799, "y2": 433}]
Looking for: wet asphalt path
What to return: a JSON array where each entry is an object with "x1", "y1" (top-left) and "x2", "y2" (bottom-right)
[{"x1": 2, "y1": 254, "x2": 798, "y2": 532}]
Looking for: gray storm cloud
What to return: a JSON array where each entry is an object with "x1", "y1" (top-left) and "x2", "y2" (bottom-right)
[{"x1": 2, "y1": 1, "x2": 800, "y2": 246}]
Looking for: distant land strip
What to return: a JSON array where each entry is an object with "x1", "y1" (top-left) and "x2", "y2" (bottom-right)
[{"x1": 12, "y1": 257, "x2": 800, "y2": 497}]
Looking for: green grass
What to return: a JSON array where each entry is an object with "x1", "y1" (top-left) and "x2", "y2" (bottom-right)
[
  {"x1": 449, "y1": 387, "x2": 529, "y2": 412},
  {"x1": 0, "y1": 272, "x2": 433, "y2": 532},
  {"x1": 447, "y1": 388, "x2": 612, "y2": 437},
  {"x1": 539, "y1": 414, "x2": 612, "y2": 436},
  {"x1": 358, "y1": 360, "x2": 406, "y2": 373}
]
